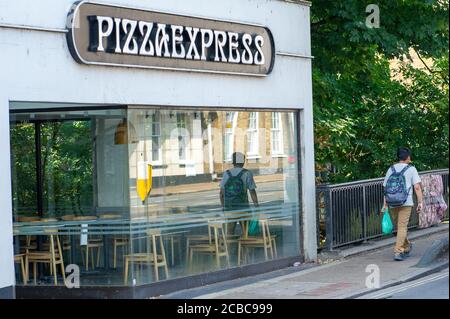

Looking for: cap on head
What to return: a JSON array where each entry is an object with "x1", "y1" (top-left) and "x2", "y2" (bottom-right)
[{"x1": 232, "y1": 152, "x2": 245, "y2": 167}]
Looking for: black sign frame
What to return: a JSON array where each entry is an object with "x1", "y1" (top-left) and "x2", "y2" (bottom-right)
[{"x1": 66, "y1": 1, "x2": 275, "y2": 76}]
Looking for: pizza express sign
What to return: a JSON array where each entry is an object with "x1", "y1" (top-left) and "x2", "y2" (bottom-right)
[{"x1": 67, "y1": 2, "x2": 275, "y2": 76}]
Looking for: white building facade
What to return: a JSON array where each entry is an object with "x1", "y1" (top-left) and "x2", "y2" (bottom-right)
[{"x1": 0, "y1": 0, "x2": 316, "y2": 298}]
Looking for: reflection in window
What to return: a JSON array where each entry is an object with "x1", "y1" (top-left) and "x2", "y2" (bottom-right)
[
  {"x1": 271, "y1": 112, "x2": 284, "y2": 155},
  {"x1": 177, "y1": 113, "x2": 188, "y2": 162},
  {"x1": 151, "y1": 112, "x2": 162, "y2": 164},
  {"x1": 224, "y1": 112, "x2": 236, "y2": 162},
  {"x1": 11, "y1": 106, "x2": 301, "y2": 289},
  {"x1": 247, "y1": 112, "x2": 259, "y2": 156}
]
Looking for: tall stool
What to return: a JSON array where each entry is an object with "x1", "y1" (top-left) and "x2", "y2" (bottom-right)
[{"x1": 123, "y1": 229, "x2": 169, "y2": 284}]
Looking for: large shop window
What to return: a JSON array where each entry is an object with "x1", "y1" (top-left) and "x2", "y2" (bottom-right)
[{"x1": 10, "y1": 104, "x2": 301, "y2": 288}]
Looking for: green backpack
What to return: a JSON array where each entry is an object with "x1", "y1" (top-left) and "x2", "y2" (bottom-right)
[{"x1": 223, "y1": 169, "x2": 249, "y2": 209}]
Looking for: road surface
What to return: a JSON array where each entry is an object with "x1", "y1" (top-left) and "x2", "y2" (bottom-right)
[{"x1": 360, "y1": 268, "x2": 449, "y2": 299}]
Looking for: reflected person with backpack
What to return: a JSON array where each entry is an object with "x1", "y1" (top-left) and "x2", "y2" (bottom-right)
[
  {"x1": 220, "y1": 152, "x2": 259, "y2": 236},
  {"x1": 383, "y1": 147, "x2": 424, "y2": 261}
]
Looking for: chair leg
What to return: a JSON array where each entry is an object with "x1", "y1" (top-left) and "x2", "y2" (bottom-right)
[
  {"x1": 221, "y1": 229, "x2": 230, "y2": 268},
  {"x1": 272, "y1": 238, "x2": 278, "y2": 258},
  {"x1": 213, "y1": 228, "x2": 220, "y2": 268},
  {"x1": 25, "y1": 255, "x2": 29, "y2": 284},
  {"x1": 50, "y1": 236, "x2": 58, "y2": 285},
  {"x1": 124, "y1": 257, "x2": 129, "y2": 285},
  {"x1": 96, "y1": 246, "x2": 102, "y2": 267},
  {"x1": 33, "y1": 263, "x2": 37, "y2": 285},
  {"x1": 85, "y1": 246, "x2": 89, "y2": 271},
  {"x1": 91, "y1": 247, "x2": 95, "y2": 270},
  {"x1": 170, "y1": 236, "x2": 175, "y2": 266},
  {"x1": 113, "y1": 242, "x2": 117, "y2": 269},
  {"x1": 237, "y1": 242, "x2": 242, "y2": 266},
  {"x1": 159, "y1": 237, "x2": 169, "y2": 279},
  {"x1": 20, "y1": 257, "x2": 26, "y2": 285},
  {"x1": 56, "y1": 236, "x2": 66, "y2": 281},
  {"x1": 189, "y1": 248, "x2": 194, "y2": 270},
  {"x1": 152, "y1": 236, "x2": 159, "y2": 282},
  {"x1": 80, "y1": 246, "x2": 85, "y2": 266},
  {"x1": 185, "y1": 238, "x2": 190, "y2": 264}
]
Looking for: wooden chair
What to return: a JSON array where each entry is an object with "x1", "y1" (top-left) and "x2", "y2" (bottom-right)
[
  {"x1": 14, "y1": 254, "x2": 27, "y2": 285},
  {"x1": 19, "y1": 235, "x2": 37, "y2": 253},
  {"x1": 189, "y1": 221, "x2": 230, "y2": 269},
  {"x1": 96, "y1": 214, "x2": 128, "y2": 269},
  {"x1": 113, "y1": 237, "x2": 129, "y2": 269},
  {"x1": 186, "y1": 217, "x2": 239, "y2": 264},
  {"x1": 72, "y1": 216, "x2": 103, "y2": 271},
  {"x1": 237, "y1": 219, "x2": 277, "y2": 265},
  {"x1": 81, "y1": 238, "x2": 104, "y2": 271},
  {"x1": 185, "y1": 228, "x2": 214, "y2": 264},
  {"x1": 26, "y1": 229, "x2": 65, "y2": 285},
  {"x1": 123, "y1": 229, "x2": 169, "y2": 284},
  {"x1": 17, "y1": 217, "x2": 39, "y2": 256},
  {"x1": 166, "y1": 234, "x2": 182, "y2": 267}
]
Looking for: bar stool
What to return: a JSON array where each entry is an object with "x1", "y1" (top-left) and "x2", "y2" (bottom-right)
[
  {"x1": 237, "y1": 219, "x2": 276, "y2": 265},
  {"x1": 26, "y1": 228, "x2": 65, "y2": 285},
  {"x1": 123, "y1": 229, "x2": 169, "y2": 284},
  {"x1": 189, "y1": 221, "x2": 230, "y2": 269}
]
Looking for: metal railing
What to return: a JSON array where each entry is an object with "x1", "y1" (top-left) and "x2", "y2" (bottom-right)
[{"x1": 316, "y1": 169, "x2": 449, "y2": 250}]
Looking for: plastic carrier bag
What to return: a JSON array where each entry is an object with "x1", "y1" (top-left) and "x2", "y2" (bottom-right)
[
  {"x1": 248, "y1": 219, "x2": 259, "y2": 236},
  {"x1": 381, "y1": 208, "x2": 394, "y2": 235}
]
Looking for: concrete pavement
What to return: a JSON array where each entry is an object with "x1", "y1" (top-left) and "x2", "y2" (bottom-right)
[{"x1": 163, "y1": 224, "x2": 449, "y2": 299}]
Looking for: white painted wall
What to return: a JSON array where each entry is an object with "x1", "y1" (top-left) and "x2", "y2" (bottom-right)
[
  {"x1": 0, "y1": 0, "x2": 316, "y2": 290},
  {"x1": 0, "y1": 95, "x2": 16, "y2": 292}
]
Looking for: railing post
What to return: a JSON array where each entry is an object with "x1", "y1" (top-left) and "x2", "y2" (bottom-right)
[
  {"x1": 325, "y1": 187, "x2": 333, "y2": 250},
  {"x1": 362, "y1": 185, "x2": 367, "y2": 242}
]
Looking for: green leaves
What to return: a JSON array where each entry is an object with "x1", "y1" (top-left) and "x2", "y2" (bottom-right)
[{"x1": 311, "y1": 0, "x2": 448, "y2": 183}]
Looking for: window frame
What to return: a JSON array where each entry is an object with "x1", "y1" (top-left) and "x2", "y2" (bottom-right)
[
  {"x1": 270, "y1": 112, "x2": 285, "y2": 157},
  {"x1": 246, "y1": 112, "x2": 260, "y2": 158},
  {"x1": 176, "y1": 113, "x2": 190, "y2": 164},
  {"x1": 149, "y1": 111, "x2": 163, "y2": 166}
]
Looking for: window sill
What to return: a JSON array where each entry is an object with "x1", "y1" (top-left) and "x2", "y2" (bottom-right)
[
  {"x1": 246, "y1": 154, "x2": 261, "y2": 160},
  {"x1": 271, "y1": 154, "x2": 287, "y2": 158}
]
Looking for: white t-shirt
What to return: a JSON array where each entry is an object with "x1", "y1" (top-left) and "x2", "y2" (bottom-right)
[{"x1": 383, "y1": 163, "x2": 421, "y2": 207}]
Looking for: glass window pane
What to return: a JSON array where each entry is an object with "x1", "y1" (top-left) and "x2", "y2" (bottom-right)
[
  {"x1": 127, "y1": 108, "x2": 300, "y2": 285},
  {"x1": 10, "y1": 107, "x2": 130, "y2": 287}
]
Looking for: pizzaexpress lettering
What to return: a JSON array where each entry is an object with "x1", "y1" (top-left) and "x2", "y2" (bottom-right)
[
  {"x1": 90, "y1": 16, "x2": 266, "y2": 65},
  {"x1": 67, "y1": 2, "x2": 275, "y2": 75}
]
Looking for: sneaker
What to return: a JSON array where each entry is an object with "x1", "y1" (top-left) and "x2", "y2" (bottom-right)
[
  {"x1": 403, "y1": 243, "x2": 413, "y2": 258},
  {"x1": 394, "y1": 253, "x2": 405, "y2": 261}
]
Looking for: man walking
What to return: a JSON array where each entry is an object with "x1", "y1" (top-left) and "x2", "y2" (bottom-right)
[
  {"x1": 220, "y1": 152, "x2": 259, "y2": 235},
  {"x1": 383, "y1": 147, "x2": 423, "y2": 261}
]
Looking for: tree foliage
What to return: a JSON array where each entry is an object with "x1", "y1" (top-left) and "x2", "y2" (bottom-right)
[
  {"x1": 11, "y1": 121, "x2": 93, "y2": 217},
  {"x1": 311, "y1": 0, "x2": 449, "y2": 183}
]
